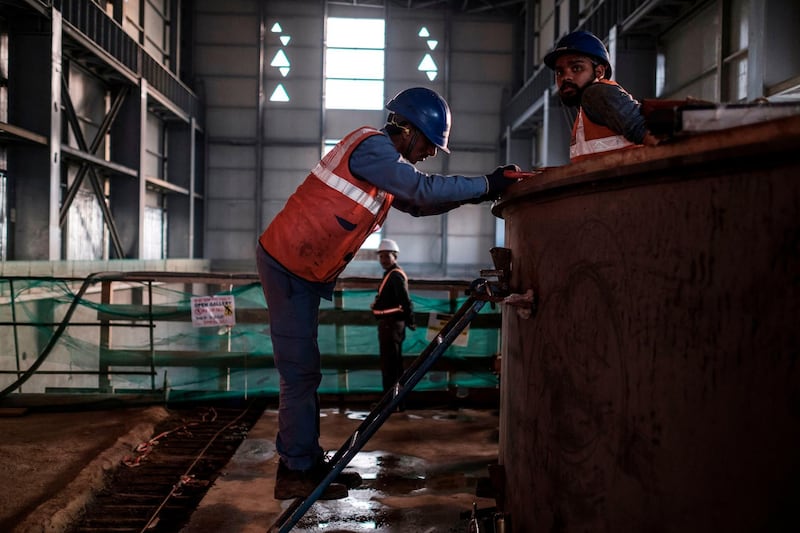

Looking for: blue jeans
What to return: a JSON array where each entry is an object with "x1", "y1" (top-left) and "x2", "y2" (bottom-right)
[{"x1": 256, "y1": 245, "x2": 326, "y2": 471}]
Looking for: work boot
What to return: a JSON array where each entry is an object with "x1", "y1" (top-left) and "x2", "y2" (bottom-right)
[
  {"x1": 311, "y1": 459, "x2": 363, "y2": 489},
  {"x1": 274, "y1": 460, "x2": 348, "y2": 500}
]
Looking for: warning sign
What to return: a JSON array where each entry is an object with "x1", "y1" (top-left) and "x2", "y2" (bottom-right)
[
  {"x1": 190, "y1": 295, "x2": 236, "y2": 327},
  {"x1": 424, "y1": 312, "x2": 469, "y2": 347}
]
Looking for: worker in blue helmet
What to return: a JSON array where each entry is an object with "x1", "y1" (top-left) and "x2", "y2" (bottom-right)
[
  {"x1": 256, "y1": 86, "x2": 519, "y2": 501},
  {"x1": 385, "y1": 86, "x2": 451, "y2": 155},
  {"x1": 544, "y1": 30, "x2": 661, "y2": 161}
]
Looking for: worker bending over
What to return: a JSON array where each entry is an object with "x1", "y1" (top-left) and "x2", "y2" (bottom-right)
[{"x1": 256, "y1": 86, "x2": 519, "y2": 500}]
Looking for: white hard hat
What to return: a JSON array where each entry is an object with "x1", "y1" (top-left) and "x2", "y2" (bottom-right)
[{"x1": 377, "y1": 238, "x2": 400, "y2": 253}]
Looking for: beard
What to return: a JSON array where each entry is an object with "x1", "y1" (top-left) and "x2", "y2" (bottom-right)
[{"x1": 558, "y1": 81, "x2": 587, "y2": 107}]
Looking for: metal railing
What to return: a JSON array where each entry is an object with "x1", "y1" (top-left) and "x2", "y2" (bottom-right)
[{"x1": 0, "y1": 272, "x2": 500, "y2": 400}]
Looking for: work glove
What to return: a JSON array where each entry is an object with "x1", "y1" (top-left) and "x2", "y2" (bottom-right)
[{"x1": 485, "y1": 164, "x2": 521, "y2": 200}]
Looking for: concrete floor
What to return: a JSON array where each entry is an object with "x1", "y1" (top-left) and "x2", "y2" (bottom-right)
[
  {"x1": 0, "y1": 404, "x2": 173, "y2": 533},
  {"x1": 0, "y1": 401, "x2": 501, "y2": 533},
  {"x1": 184, "y1": 406, "x2": 500, "y2": 533}
]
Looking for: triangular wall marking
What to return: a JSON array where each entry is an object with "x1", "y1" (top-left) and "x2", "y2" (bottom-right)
[
  {"x1": 270, "y1": 84, "x2": 290, "y2": 102},
  {"x1": 271, "y1": 49, "x2": 290, "y2": 68},
  {"x1": 418, "y1": 53, "x2": 437, "y2": 71}
]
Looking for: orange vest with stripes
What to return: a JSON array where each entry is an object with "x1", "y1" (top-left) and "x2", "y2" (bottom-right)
[
  {"x1": 570, "y1": 79, "x2": 637, "y2": 161},
  {"x1": 259, "y1": 127, "x2": 394, "y2": 283},
  {"x1": 372, "y1": 267, "x2": 409, "y2": 318}
]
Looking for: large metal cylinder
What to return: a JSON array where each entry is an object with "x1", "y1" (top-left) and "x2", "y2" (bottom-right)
[{"x1": 494, "y1": 116, "x2": 800, "y2": 533}]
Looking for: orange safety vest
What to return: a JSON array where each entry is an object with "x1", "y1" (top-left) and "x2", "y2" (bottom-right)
[
  {"x1": 259, "y1": 127, "x2": 394, "y2": 283},
  {"x1": 372, "y1": 267, "x2": 409, "y2": 318},
  {"x1": 570, "y1": 79, "x2": 637, "y2": 162}
]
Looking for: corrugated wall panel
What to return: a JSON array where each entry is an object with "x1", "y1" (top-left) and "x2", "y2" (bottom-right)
[
  {"x1": 197, "y1": 0, "x2": 261, "y2": 263},
  {"x1": 324, "y1": 110, "x2": 384, "y2": 142},
  {"x1": 195, "y1": 14, "x2": 259, "y2": 45},
  {"x1": 205, "y1": 107, "x2": 257, "y2": 139},
  {"x1": 207, "y1": 169, "x2": 256, "y2": 200},
  {"x1": 262, "y1": 145, "x2": 321, "y2": 172},
  {"x1": 202, "y1": 78, "x2": 257, "y2": 107},
  {"x1": 207, "y1": 145, "x2": 256, "y2": 169},
  {"x1": 194, "y1": 45, "x2": 259, "y2": 77},
  {"x1": 447, "y1": 151, "x2": 495, "y2": 176},
  {"x1": 442, "y1": 12, "x2": 512, "y2": 266},
  {"x1": 205, "y1": 229, "x2": 256, "y2": 258},
  {"x1": 258, "y1": 168, "x2": 305, "y2": 199},
  {"x1": 263, "y1": 108, "x2": 319, "y2": 140},
  {"x1": 208, "y1": 200, "x2": 255, "y2": 230}
]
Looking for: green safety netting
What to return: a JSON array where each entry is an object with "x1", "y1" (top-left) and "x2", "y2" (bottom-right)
[{"x1": 0, "y1": 276, "x2": 500, "y2": 400}]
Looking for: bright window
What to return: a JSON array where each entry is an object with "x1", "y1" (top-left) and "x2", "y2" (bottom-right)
[
  {"x1": 143, "y1": 204, "x2": 166, "y2": 260},
  {"x1": 66, "y1": 187, "x2": 105, "y2": 260},
  {"x1": 362, "y1": 231, "x2": 382, "y2": 250},
  {"x1": 325, "y1": 17, "x2": 385, "y2": 110}
]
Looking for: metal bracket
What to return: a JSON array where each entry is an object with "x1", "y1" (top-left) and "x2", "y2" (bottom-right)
[{"x1": 478, "y1": 247, "x2": 537, "y2": 318}]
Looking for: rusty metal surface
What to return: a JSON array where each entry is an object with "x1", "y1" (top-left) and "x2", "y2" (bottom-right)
[{"x1": 495, "y1": 116, "x2": 800, "y2": 532}]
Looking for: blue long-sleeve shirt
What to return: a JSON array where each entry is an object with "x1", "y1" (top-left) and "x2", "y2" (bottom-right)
[
  {"x1": 348, "y1": 129, "x2": 490, "y2": 216},
  {"x1": 581, "y1": 82, "x2": 649, "y2": 144}
]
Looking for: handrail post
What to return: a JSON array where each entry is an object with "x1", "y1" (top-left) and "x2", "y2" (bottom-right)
[
  {"x1": 147, "y1": 280, "x2": 156, "y2": 391},
  {"x1": 98, "y1": 279, "x2": 113, "y2": 392},
  {"x1": 9, "y1": 280, "x2": 23, "y2": 391},
  {"x1": 334, "y1": 288, "x2": 348, "y2": 398}
]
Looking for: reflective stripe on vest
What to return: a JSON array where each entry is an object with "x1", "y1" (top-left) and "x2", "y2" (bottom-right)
[
  {"x1": 372, "y1": 268, "x2": 408, "y2": 317},
  {"x1": 258, "y1": 127, "x2": 393, "y2": 283},
  {"x1": 312, "y1": 129, "x2": 388, "y2": 215},
  {"x1": 373, "y1": 307, "x2": 405, "y2": 316},
  {"x1": 376, "y1": 267, "x2": 407, "y2": 294},
  {"x1": 570, "y1": 109, "x2": 635, "y2": 161}
]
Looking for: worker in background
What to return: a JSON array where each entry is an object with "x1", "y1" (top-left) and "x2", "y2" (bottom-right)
[
  {"x1": 371, "y1": 238, "x2": 415, "y2": 411},
  {"x1": 256, "y1": 86, "x2": 519, "y2": 501},
  {"x1": 544, "y1": 30, "x2": 662, "y2": 161}
]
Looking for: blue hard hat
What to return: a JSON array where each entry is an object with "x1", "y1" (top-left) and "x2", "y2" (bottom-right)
[
  {"x1": 386, "y1": 87, "x2": 451, "y2": 153},
  {"x1": 543, "y1": 30, "x2": 613, "y2": 79}
]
